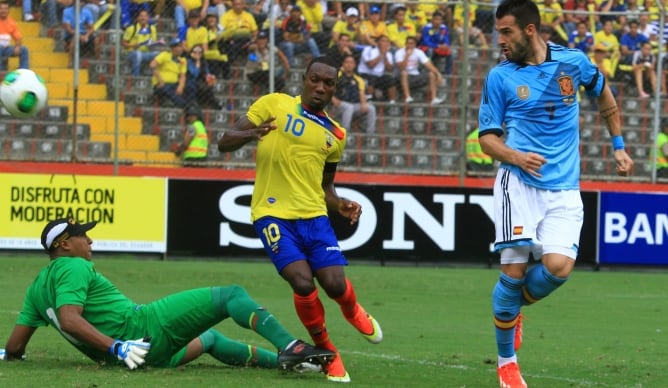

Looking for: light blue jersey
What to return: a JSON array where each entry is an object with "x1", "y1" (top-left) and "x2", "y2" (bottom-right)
[{"x1": 478, "y1": 44, "x2": 605, "y2": 190}]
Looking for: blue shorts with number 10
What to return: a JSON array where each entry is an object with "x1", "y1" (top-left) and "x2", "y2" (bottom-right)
[{"x1": 253, "y1": 216, "x2": 349, "y2": 273}]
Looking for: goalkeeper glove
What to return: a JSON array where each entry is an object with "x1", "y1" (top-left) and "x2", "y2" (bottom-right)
[
  {"x1": 0, "y1": 348, "x2": 26, "y2": 360},
  {"x1": 109, "y1": 337, "x2": 151, "y2": 370}
]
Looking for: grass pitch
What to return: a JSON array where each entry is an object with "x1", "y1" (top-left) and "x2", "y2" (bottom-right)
[{"x1": 0, "y1": 255, "x2": 666, "y2": 387}]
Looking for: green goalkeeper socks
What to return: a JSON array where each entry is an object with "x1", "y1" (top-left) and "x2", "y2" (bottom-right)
[
  {"x1": 214, "y1": 285, "x2": 295, "y2": 351},
  {"x1": 200, "y1": 329, "x2": 277, "y2": 368}
]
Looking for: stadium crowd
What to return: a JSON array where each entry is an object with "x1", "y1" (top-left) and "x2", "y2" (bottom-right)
[
  {"x1": 5, "y1": 0, "x2": 667, "y2": 179},
  {"x1": 12, "y1": 0, "x2": 667, "y2": 108}
]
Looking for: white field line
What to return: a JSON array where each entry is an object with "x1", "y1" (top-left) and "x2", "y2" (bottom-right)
[
  {"x1": 344, "y1": 350, "x2": 608, "y2": 386},
  {"x1": 0, "y1": 309, "x2": 608, "y2": 386}
]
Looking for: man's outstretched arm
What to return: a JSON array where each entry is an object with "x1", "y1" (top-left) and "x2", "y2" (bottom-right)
[{"x1": 4, "y1": 324, "x2": 37, "y2": 360}]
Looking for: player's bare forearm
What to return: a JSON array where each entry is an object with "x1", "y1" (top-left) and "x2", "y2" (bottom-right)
[
  {"x1": 4, "y1": 324, "x2": 36, "y2": 359},
  {"x1": 479, "y1": 132, "x2": 520, "y2": 164},
  {"x1": 217, "y1": 116, "x2": 276, "y2": 152},
  {"x1": 479, "y1": 132, "x2": 546, "y2": 177},
  {"x1": 323, "y1": 170, "x2": 361, "y2": 224},
  {"x1": 58, "y1": 305, "x2": 115, "y2": 353},
  {"x1": 322, "y1": 170, "x2": 339, "y2": 212},
  {"x1": 324, "y1": 185, "x2": 361, "y2": 225},
  {"x1": 597, "y1": 86, "x2": 634, "y2": 176},
  {"x1": 597, "y1": 85, "x2": 622, "y2": 137}
]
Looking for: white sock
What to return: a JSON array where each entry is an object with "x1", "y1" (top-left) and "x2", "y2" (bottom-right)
[
  {"x1": 284, "y1": 339, "x2": 298, "y2": 351},
  {"x1": 498, "y1": 355, "x2": 517, "y2": 367}
]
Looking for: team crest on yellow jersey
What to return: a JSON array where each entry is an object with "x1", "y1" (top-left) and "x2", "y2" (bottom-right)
[
  {"x1": 516, "y1": 85, "x2": 529, "y2": 100},
  {"x1": 325, "y1": 133, "x2": 334, "y2": 149}
]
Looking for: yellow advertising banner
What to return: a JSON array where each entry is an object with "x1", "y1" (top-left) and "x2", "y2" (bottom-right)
[{"x1": 0, "y1": 173, "x2": 167, "y2": 252}]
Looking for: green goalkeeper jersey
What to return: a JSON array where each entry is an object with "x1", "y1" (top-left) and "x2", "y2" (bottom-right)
[{"x1": 16, "y1": 257, "x2": 137, "y2": 364}]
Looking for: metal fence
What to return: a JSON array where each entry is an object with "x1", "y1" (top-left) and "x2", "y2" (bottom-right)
[{"x1": 2, "y1": 0, "x2": 667, "y2": 183}]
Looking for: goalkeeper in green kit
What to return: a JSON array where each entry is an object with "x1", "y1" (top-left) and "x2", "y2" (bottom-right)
[{"x1": 1, "y1": 218, "x2": 335, "y2": 371}]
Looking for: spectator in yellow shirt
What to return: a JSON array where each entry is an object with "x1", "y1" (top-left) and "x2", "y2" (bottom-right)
[
  {"x1": 386, "y1": 6, "x2": 416, "y2": 49},
  {"x1": 204, "y1": 12, "x2": 230, "y2": 79},
  {"x1": 594, "y1": 19, "x2": 621, "y2": 71},
  {"x1": 220, "y1": 0, "x2": 258, "y2": 63},
  {"x1": 296, "y1": 0, "x2": 328, "y2": 50},
  {"x1": 405, "y1": 3, "x2": 428, "y2": 32},
  {"x1": 330, "y1": 7, "x2": 360, "y2": 47},
  {"x1": 453, "y1": 3, "x2": 488, "y2": 48},
  {"x1": 179, "y1": 9, "x2": 208, "y2": 55},
  {"x1": 121, "y1": 9, "x2": 161, "y2": 76},
  {"x1": 418, "y1": 0, "x2": 438, "y2": 18},
  {"x1": 151, "y1": 38, "x2": 187, "y2": 108},
  {"x1": 175, "y1": 0, "x2": 210, "y2": 30},
  {"x1": 539, "y1": 0, "x2": 569, "y2": 44},
  {"x1": 359, "y1": 5, "x2": 387, "y2": 47}
]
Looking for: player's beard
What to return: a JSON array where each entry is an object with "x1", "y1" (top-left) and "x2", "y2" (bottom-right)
[{"x1": 506, "y1": 32, "x2": 533, "y2": 65}]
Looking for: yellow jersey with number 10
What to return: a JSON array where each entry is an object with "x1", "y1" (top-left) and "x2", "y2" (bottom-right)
[{"x1": 247, "y1": 93, "x2": 347, "y2": 222}]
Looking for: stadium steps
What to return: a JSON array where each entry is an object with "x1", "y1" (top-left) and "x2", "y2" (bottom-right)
[{"x1": 4, "y1": 7, "x2": 170, "y2": 166}]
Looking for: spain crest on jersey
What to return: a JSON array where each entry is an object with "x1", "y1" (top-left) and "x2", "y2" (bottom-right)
[
  {"x1": 516, "y1": 85, "x2": 530, "y2": 100},
  {"x1": 557, "y1": 75, "x2": 574, "y2": 96}
]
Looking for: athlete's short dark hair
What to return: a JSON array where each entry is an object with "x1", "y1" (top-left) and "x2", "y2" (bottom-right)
[
  {"x1": 305, "y1": 56, "x2": 339, "y2": 74},
  {"x1": 496, "y1": 0, "x2": 541, "y2": 31}
]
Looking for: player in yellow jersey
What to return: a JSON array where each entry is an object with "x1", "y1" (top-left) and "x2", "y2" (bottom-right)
[{"x1": 217, "y1": 57, "x2": 383, "y2": 384}]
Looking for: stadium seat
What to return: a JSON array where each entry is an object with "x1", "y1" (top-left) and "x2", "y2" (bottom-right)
[
  {"x1": 381, "y1": 117, "x2": 402, "y2": 134},
  {"x1": 14, "y1": 123, "x2": 36, "y2": 138},
  {"x1": 128, "y1": 77, "x2": 152, "y2": 92},
  {"x1": 632, "y1": 145, "x2": 651, "y2": 159},
  {"x1": 383, "y1": 105, "x2": 402, "y2": 117},
  {"x1": 438, "y1": 137, "x2": 459, "y2": 152},
  {"x1": 411, "y1": 153, "x2": 434, "y2": 171},
  {"x1": 437, "y1": 153, "x2": 460, "y2": 173},
  {"x1": 340, "y1": 149, "x2": 356, "y2": 167},
  {"x1": 408, "y1": 120, "x2": 427, "y2": 135},
  {"x1": 0, "y1": 121, "x2": 11, "y2": 137},
  {"x1": 98, "y1": 44, "x2": 115, "y2": 60},
  {"x1": 235, "y1": 98, "x2": 254, "y2": 110},
  {"x1": 8, "y1": 139, "x2": 30, "y2": 160},
  {"x1": 158, "y1": 127, "x2": 183, "y2": 151},
  {"x1": 580, "y1": 126, "x2": 594, "y2": 140},
  {"x1": 42, "y1": 123, "x2": 66, "y2": 138},
  {"x1": 88, "y1": 60, "x2": 112, "y2": 83},
  {"x1": 582, "y1": 142, "x2": 604, "y2": 157},
  {"x1": 288, "y1": 70, "x2": 303, "y2": 83},
  {"x1": 32, "y1": 139, "x2": 62, "y2": 160},
  {"x1": 623, "y1": 98, "x2": 639, "y2": 112},
  {"x1": 388, "y1": 152, "x2": 407, "y2": 168},
  {"x1": 156, "y1": 108, "x2": 184, "y2": 125},
  {"x1": 431, "y1": 119, "x2": 450, "y2": 135},
  {"x1": 580, "y1": 158, "x2": 607, "y2": 176},
  {"x1": 42, "y1": 105, "x2": 69, "y2": 122},
  {"x1": 411, "y1": 136, "x2": 432, "y2": 151},
  {"x1": 83, "y1": 141, "x2": 112, "y2": 160},
  {"x1": 124, "y1": 92, "x2": 153, "y2": 107},
  {"x1": 625, "y1": 114, "x2": 643, "y2": 127},
  {"x1": 409, "y1": 106, "x2": 427, "y2": 119},
  {"x1": 229, "y1": 147, "x2": 254, "y2": 163},
  {"x1": 233, "y1": 81, "x2": 254, "y2": 96},
  {"x1": 65, "y1": 124, "x2": 91, "y2": 140},
  {"x1": 624, "y1": 128, "x2": 640, "y2": 144},
  {"x1": 361, "y1": 151, "x2": 383, "y2": 168},
  {"x1": 206, "y1": 145, "x2": 222, "y2": 160},
  {"x1": 281, "y1": 84, "x2": 297, "y2": 96},
  {"x1": 386, "y1": 135, "x2": 407, "y2": 150},
  {"x1": 363, "y1": 134, "x2": 381, "y2": 150},
  {"x1": 208, "y1": 111, "x2": 231, "y2": 126}
]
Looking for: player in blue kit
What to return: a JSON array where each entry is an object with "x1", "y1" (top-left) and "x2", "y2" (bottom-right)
[{"x1": 477, "y1": 0, "x2": 634, "y2": 386}]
